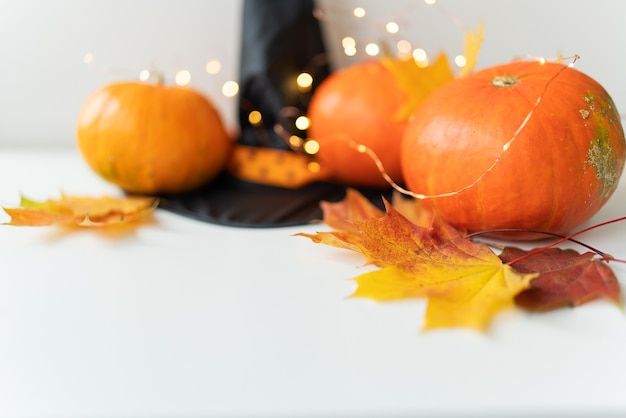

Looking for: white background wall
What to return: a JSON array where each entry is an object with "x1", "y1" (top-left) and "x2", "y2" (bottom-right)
[{"x1": 1, "y1": 0, "x2": 625, "y2": 147}]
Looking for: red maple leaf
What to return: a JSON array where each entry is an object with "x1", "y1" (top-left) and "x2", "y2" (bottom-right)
[{"x1": 499, "y1": 247, "x2": 621, "y2": 311}]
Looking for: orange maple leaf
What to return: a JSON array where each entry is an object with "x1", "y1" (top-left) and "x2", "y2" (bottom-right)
[
  {"x1": 2, "y1": 194, "x2": 158, "y2": 227},
  {"x1": 298, "y1": 188, "x2": 433, "y2": 252},
  {"x1": 297, "y1": 188, "x2": 385, "y2": 251},
  {"x1": 320, "y1": 188, "x2": 385, "y2": 232}
]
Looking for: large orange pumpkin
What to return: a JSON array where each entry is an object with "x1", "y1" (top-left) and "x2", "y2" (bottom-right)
[
  {"x1": 77, "y1": 82, "x2": 232, "y2": 194},
  {"x1": 401, "y1": 60, "x2": 625, "y2": 238},
  {"x1": 307, "y1": 59, "x2": 408, "y2": 188}
]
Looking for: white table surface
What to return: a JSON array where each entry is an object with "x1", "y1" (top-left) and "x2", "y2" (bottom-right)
[{"x1": 1, "y1": 147, "x2": 626, "y2": 418}]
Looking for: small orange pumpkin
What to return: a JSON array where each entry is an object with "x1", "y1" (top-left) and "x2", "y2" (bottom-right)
[
  {"x1": 77, "y1": 81, "x2": 232, "y2": 194},
  {"x1": 401, "y1": 60, "x2": 626, "y2": 238},
  {"x1": 307, "y1": 60, "x2": 408, "y2": 188}
]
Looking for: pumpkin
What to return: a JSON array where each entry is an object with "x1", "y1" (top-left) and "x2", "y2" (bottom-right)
[
  {"x1": 77, "y1": 81, "x2": 232, "y2": 194},
  {"x1": 307, "y1": 59, "x2": 408, "y2": 188},
  {"x1": 401, "y1": 60, "x2": 626, "y2": 238}
]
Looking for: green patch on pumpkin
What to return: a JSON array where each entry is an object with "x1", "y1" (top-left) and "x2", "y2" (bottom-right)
[{"x1": 587, "y1": 124, "x2": 620, "y2": 199}]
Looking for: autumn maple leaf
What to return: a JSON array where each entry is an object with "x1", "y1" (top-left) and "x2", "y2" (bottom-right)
[
  {"x1": 381, "y1": 52, "x2": 455, "y2": 121},
  {"x1": 350, "y1": 201, "x2": 536, "y2": 331},
  {"x1": 300, "y1": 194, "x2": 536, "y2": 331},
  {"x1": 320, "y1": 188, "x2": 385, "y2": 233},
  {"x1": 460, "y1": 22, "x2": 484, "y2": 76},
  {"x1": 499, "y1": 247, "x2": 621, "y2": 311},
  {"x1": 2, "y1": 194, "x2": 158, "y2": 227},
  {"x1": 298, "y1": 189, "x2": 382, "y2": 252},
  {"x1": 381, "y1": 23, "x2": 484, "y2": 121}
]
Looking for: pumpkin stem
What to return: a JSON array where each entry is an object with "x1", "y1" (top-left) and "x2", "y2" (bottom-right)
[{"x1": 491, "y1": 75, "x2": 518, "y2": 88}]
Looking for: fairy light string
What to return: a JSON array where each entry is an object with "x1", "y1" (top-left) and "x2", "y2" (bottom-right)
[
  {"x1": 271, "y1": 0, "x2": 473, "y2": 155},
  {"x1": 370, "y1": 54, "x2": 581, "y2": 200},
  {"x1": 268, "y1": 2, "x2": 495, "y2": 189},
  {"x1": 83, "y1": 0, "x2": 468, "y2": 152},
  {"x1": 83, "y1": 3, "x2": 587, "y2": 192}
]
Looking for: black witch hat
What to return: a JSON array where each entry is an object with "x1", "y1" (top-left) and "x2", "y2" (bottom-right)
[{"x1": 158, "y1": 0, "x2": 390, "y2": 227}]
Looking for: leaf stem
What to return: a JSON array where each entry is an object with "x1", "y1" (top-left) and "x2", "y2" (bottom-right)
[
  {"x1": 465, "y1": 228, "x2": 611, "y2": 258},
  {"x1": 499, "y1": 216, "x2": 626, "y2": 266},
  {"x1": 599, "y1": 257, "x2": 626, "y2": 264}
]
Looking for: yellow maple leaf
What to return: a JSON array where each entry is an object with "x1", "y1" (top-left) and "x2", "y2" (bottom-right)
[
  {"x1": 460, "y1": 22, "x2": 484, "y2": 76},
  {"x1": 381, "y1": 23, "x2": 484, "y2": 121},
  {"x1": 381, "y1": 52, "x2": 455, "y2": 121},
  {"x1": 3, "y1": 194, "x2": 158, "y2": 227},
  {"x1": 353, "y1": 263, "x2": 534, "y2": 331}
]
